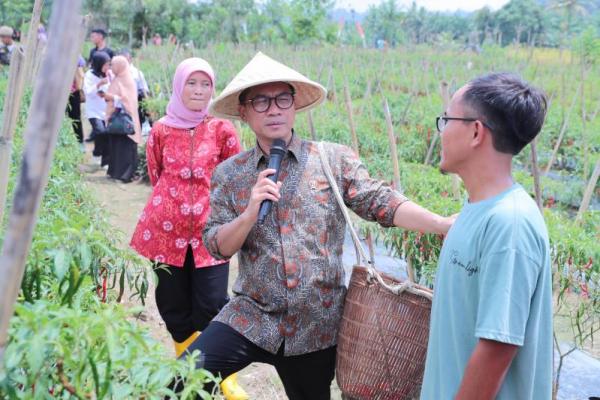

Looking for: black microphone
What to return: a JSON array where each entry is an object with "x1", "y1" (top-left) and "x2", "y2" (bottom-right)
[{"x1": 257, "y1": 138, "x2": 287, "y2": 224}]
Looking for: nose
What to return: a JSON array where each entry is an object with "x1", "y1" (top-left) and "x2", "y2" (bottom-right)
[{"x1": 265, "y1": 99, "x2": 282, "y2": 115}]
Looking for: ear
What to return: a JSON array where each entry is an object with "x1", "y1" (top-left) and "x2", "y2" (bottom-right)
[
  {"x1": 238, "y1": 105, "x2": 246, "y2": 122},
  {"x1": 471, "y1": 120, "x2": 486, "y2": 148}
]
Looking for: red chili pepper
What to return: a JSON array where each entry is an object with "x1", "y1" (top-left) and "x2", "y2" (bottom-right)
[
  {"x1": 580, "y1": 282, "x2": 589, "y2": 299},
  {"x1": 101, "y1": 272, "x2": 108, "y2": 303}
]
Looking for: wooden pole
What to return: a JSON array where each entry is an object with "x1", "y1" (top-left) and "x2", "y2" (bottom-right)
[
  {"x1": 328, "y1": 65, "x2": 337, "y2": 104},
  {"x1": 577, "y1": 159, "x2": 600, "y2": 220},
  {"x1": 0, "y1": 0, "x2": 84, "y2": 369},
  {"x1": 342, "y1": 81, "x2": 375, "y2": 264},
  {"x1": 22, "y1": 0, "x2": 45, "y2": 85},
  {"x1": 307, "y1": 110, "x2": 317, "y2": 141},
  {"x1": 0, "y1": 48, "x2": 25, "y2": 225},
  {"x1": 344, "y1": 82, "x2": 360, "y2": 154},
  {"x1": 424, "y1": 81, "x2": 448, "y2": 165},
  {"x1": 382, "y1": 97, "x2": 402, "y2": 192},
  {"x1": 545, "y1": 86, "x2": 580, "y2": 175},
  {"x1": 530, "y1": 138, "x2": 543, "y2": 211}
]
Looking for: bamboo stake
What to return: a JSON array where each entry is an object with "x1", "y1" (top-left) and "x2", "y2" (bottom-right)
[
  {"x1": 382, "y1": 96, "x2": 415, "y2": 282},
  {"x1": 307, "y1": 110, "x2": 317, "y2": 141},
  {"x1": 530, "y1": 138, "x2": 543, "y2": 211},
  {"x1": 22, "y1": 0, "x2": 44, "y2": 85},
  {"x1": 382, "y1": 97, "x2": 402, "y2": 192},
  {"x1": 577, "y1": 159, "x2": 600, "y2": 220},
  {"x1": 343, "y1": 82, "x2": 359, "y2": 154},
  {"x1": 544, "y1": 86, "x2": 579, "y2": 175},
  {"x1": 328, "y1": 65, "x2": 337, "y2": 104},
  {"x1": 424, "y1": 81, "x2": 447, "y2": 165},
  {"x1": 343, "y1": 81, "x2": 375, "y2": 264},
  {"x1": 0, "y1": 48, "x2": 25, "y2": 225},
  {"x1": 0, "y1": 0, "x2": 84, "y2": 368}
]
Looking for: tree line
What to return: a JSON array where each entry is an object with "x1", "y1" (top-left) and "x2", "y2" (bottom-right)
[{"x1": 1, "y1": 0, "x2": 599, "y2": 49}]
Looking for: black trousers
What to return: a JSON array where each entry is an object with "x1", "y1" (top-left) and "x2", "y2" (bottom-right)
[
  {"x1": 187, "y1": 321, "x2": 336, "y2": 400},
  {"x1": 155, "y1": 245, "x2": 229, "y2": 342},
  {"x1": 107, "y1": 135, "x2": 138, "y2": 182},
  {"x1": 138, "y1": 92, "x2": 152, "y2": 127},
  {"x1": 88, "y1": 118, "x2": 110, "y2": 166},
  {"x1": 66, "y1": 90, "x2": 83, "y2": 143}
]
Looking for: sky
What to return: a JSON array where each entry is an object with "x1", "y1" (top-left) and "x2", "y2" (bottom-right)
[{"x1": 336, "y1": 0, "x2": 511, "y2": 13}]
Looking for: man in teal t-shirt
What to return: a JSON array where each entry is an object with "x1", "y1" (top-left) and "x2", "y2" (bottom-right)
[{"x1": 421, "y1": 73, "x2": 552, "y2": 399}]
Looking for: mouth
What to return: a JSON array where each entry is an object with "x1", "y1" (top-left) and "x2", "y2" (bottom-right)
[{"x1": 266, "y1": 121, "x2": 285, "y2": 127}]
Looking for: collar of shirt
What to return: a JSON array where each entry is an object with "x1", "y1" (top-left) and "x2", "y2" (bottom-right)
[{"x1": 250, "y1": 130, "x2": 302, "y2": 169}]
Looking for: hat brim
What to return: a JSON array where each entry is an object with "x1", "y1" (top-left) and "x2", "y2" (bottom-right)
[
  {"x1": 210, "y1": 79, "x2": 326, "y2": 120},
  {"x1": 209, "y1": 52, "x2": 327, "y2": 120}
]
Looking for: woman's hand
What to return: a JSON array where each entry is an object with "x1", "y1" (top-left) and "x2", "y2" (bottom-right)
[{"x1": 96, "y1": 78, "x2": 108, "y2": 88}]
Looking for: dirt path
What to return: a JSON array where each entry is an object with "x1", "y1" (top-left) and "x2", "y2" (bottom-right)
[{"x1": 80, "y1": 152, "x2": 287, "y2": 399}]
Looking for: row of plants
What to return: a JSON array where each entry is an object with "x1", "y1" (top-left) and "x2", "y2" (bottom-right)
[
  {"x1": 0, "y1": 86, "x2": 216, "y2": 398},
  {"x1": 135, "y1": 43, "x2": 599, "y2": 360}
]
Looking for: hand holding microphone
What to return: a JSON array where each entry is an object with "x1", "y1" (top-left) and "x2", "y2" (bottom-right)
[{"x1": 244, "y1": 139, "x2": 287, "y2": 224}]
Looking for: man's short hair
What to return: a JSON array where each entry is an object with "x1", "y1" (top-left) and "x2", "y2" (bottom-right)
[
  {"x1": 463, "y1": 73, "x2": 547, "y2": 155},
  {"x1": 91, "y1": 28, "x2": 107, "y2": 38}
]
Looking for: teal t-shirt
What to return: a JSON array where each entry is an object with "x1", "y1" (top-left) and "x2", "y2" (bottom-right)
[{"x1": 421, "y1": 184, "x2": 552, "y2": 399}]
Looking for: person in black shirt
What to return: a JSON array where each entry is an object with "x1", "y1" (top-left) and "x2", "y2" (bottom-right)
[{"x1": 87, "y1": 28, "x2": 114, "y2": 65}]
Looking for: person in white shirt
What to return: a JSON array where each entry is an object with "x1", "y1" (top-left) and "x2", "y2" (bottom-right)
[{"x1": 84, "y1": 51, "x2": 111, "y2": 167}]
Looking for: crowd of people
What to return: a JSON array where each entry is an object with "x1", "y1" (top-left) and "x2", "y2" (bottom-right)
[
  {"x1": 65, "y1": 28, "x2": 152, "y2": 183},
  {"x1": 5, "y1": 22, "x2": 553, "y2": 399}
]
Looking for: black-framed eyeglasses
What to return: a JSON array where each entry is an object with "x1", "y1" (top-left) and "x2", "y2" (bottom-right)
[
  {"x1": 436, "y1": 116, "x2": 492, "y2": 133},
  {"x1": 242, "y1": 92, "x2": 295, "y2": 113}
]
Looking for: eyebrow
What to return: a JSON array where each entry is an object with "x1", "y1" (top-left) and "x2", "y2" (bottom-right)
[{"x1": 250, "y1": 90, "x2": 291, "y2": 98}]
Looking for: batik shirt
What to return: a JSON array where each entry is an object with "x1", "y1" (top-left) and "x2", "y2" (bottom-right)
[
  {"x1": 203, "y1": 134, "x2": 408, "y2": 355},
  {"x1": 130, "y1": 117, "x2": 241, "y2": 268}
]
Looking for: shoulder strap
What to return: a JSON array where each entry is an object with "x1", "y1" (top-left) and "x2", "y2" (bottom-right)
[
  {"x1": 316, "y1": 142, "x2": 432, "y2": 299},
  {"x1": 317, "y1": 142, "x2": 369, "y2": 266}
]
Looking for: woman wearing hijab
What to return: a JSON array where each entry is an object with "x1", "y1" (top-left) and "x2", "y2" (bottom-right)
[
  {"x1": 103, "y1": 55, "x2": 141, "y2": 182},
  {"x1": 84, "y1": 51, "x2": 111, "y2": 167},
  {"x1": 129, "y1": 58, "x2": 247, "y2": 399}
]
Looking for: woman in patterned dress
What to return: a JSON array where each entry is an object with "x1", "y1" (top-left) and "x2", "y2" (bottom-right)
[{"x1": 129, "y1": 58, "x2": 247, "y2": 399}]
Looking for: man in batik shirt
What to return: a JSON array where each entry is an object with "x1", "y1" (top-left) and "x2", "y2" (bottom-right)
[{"x1": 189, "y1": 52, "x2": 453, "y2": 400}]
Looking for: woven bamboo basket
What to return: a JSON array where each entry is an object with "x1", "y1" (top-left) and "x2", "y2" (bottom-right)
[
  {"x1": 316, "y1": 142, "x2": 433, "y2": 400},
  {"x1": 336, "y1": 266, "x2": 432, "y2": 400}
]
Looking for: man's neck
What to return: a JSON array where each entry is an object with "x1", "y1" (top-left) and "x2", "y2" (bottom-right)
[
  {"x1": 459, "y1": 155, "x2": 514, "y2": 203},
  {"x1": 96, "y1": 42, "x2": 106, "y2": 50}
]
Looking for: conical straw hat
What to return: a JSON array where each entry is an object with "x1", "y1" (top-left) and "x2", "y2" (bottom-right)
[{"x1": 210, "y1": 52, "x2": 327, "y2": 120}]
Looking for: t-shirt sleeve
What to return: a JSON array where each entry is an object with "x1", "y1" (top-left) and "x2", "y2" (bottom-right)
[{"x1": 475, "y1": 246, "x2": 541, "y2": 346}]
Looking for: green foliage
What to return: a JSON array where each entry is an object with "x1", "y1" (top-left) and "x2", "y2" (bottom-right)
[
  {"x1": 5, "y1": 0, "x2": 600, "y2": 50},
  {"x1": 575, "y1": 26, "x2": 600, "y2": 64},
  {"x1": 0, "y1": 300, "x2": 215, "y2": 399},
  {"x1": 0, "y1": 83, "x2": 216, "y2": 397}
]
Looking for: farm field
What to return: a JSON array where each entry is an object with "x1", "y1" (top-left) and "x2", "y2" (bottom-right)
[{"x1": 1, "y1": 4, "x2": 600, "y2": 398}]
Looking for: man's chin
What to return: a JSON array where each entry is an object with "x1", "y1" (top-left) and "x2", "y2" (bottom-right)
[{"x1": 264, "y1": 126, "x2": 289, "y2": 137}]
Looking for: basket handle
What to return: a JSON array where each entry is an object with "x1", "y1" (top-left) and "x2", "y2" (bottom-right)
[
  {"x1": 317, "y1": 142, "x2": 369, "y2": 266},
  {"x1": 317, "y1": 142, "x2": 431, "y2": 299}
]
